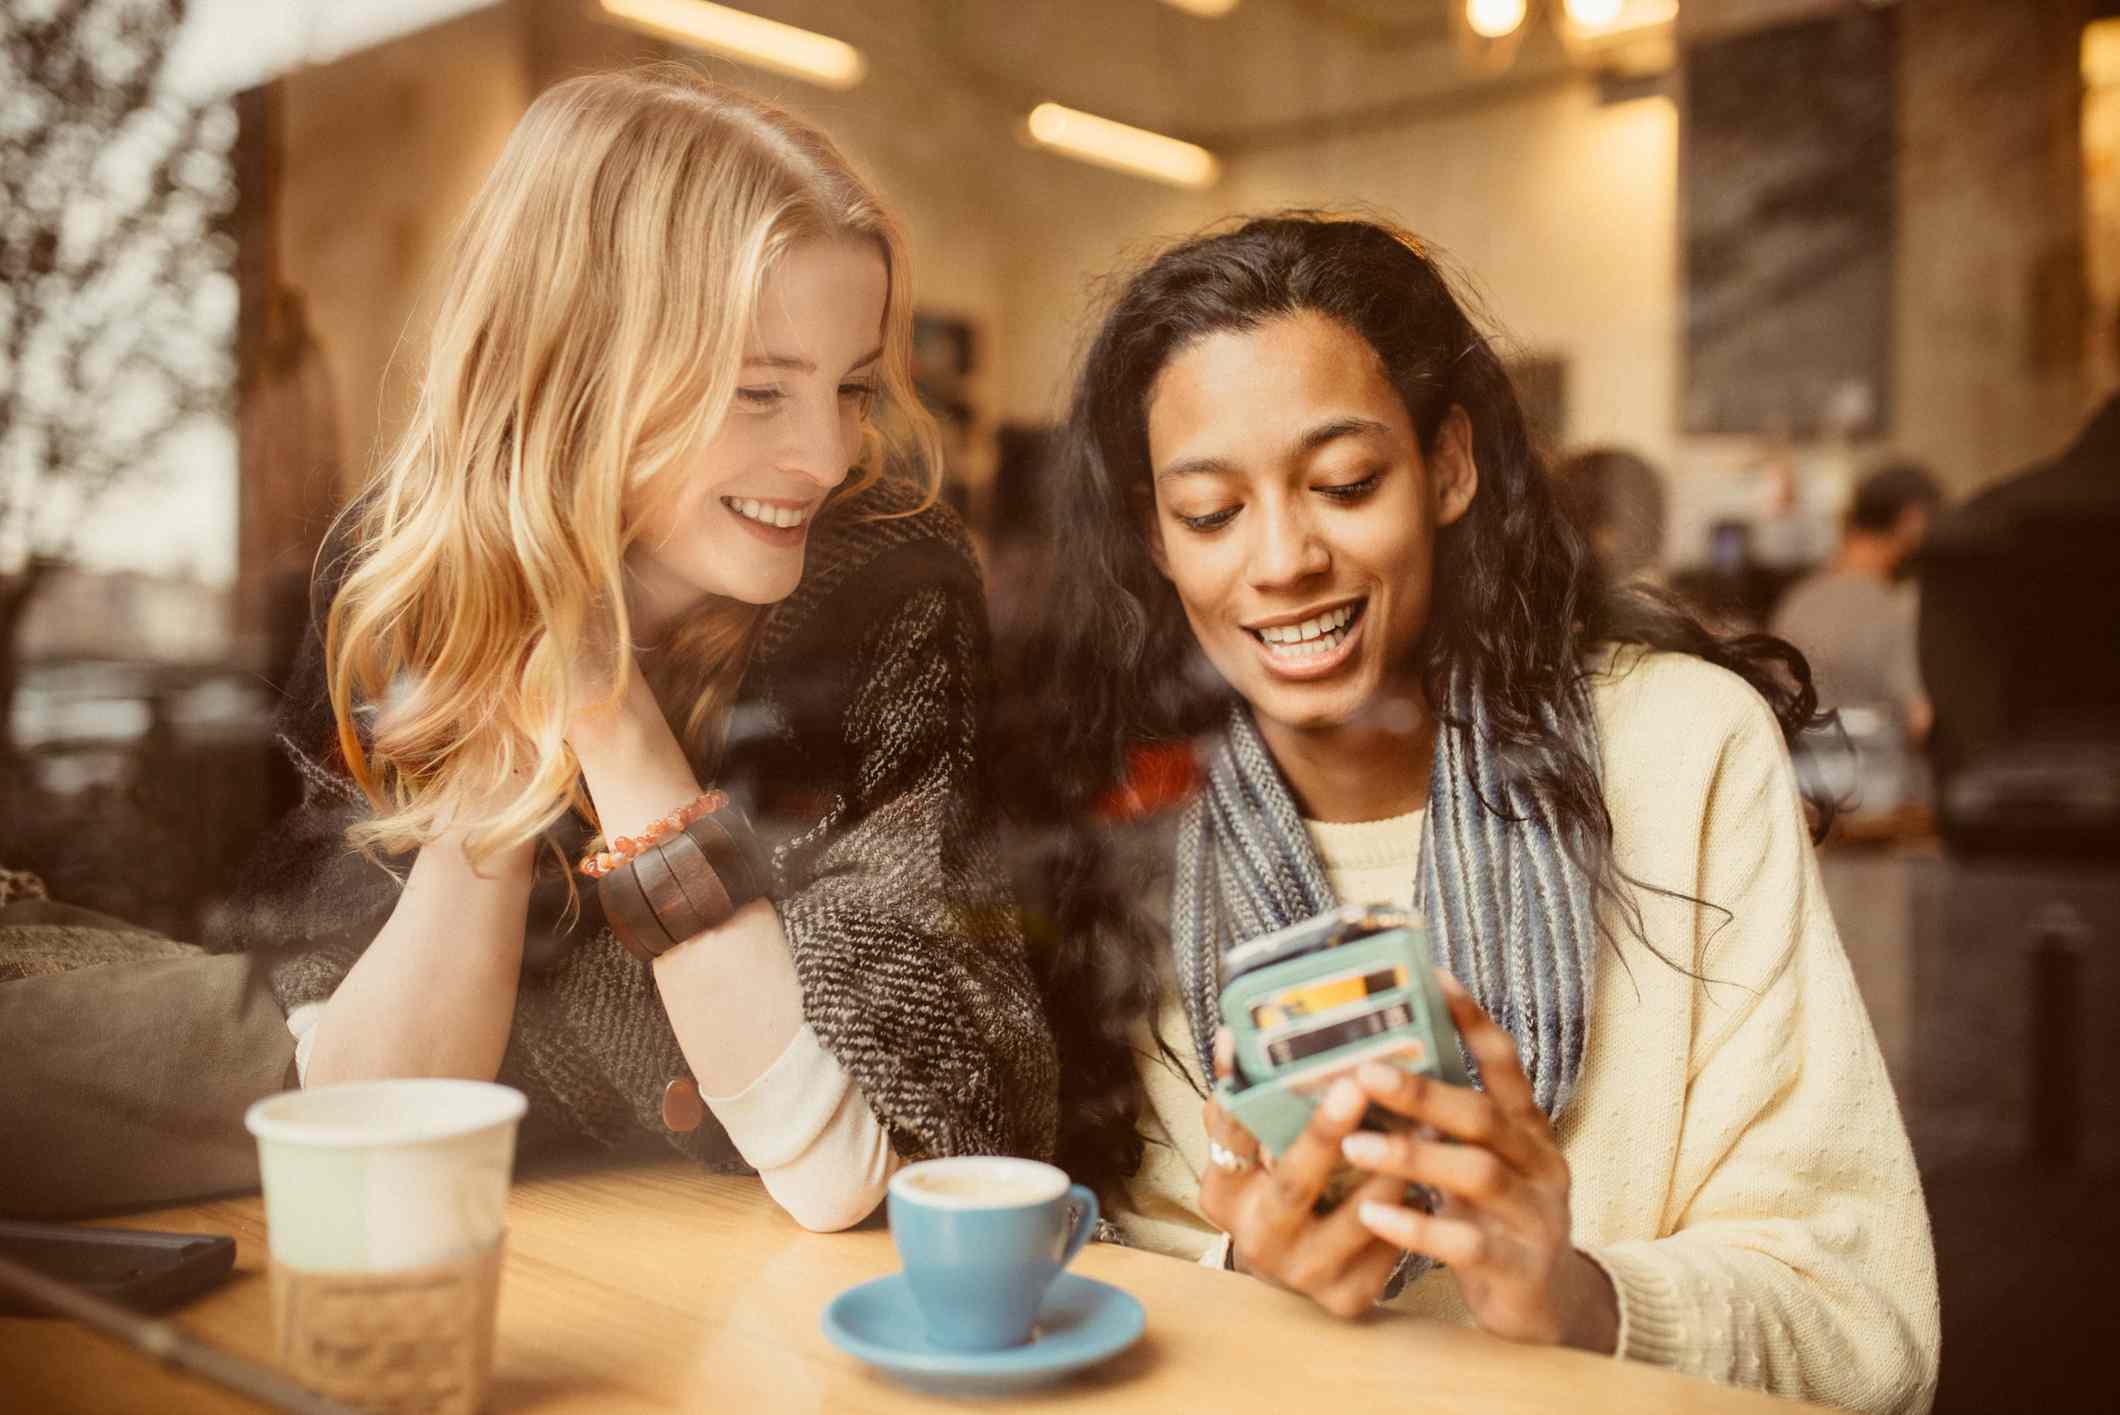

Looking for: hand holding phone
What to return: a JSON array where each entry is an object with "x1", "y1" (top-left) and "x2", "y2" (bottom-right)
[{"x1": 1212, "y1": 903, "x2": 1469, "y2": 1160}]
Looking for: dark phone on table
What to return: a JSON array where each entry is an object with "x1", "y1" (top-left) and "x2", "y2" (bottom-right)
[{"x1": 0, "y1": 1219, "x2": 235, "y2": 1315}]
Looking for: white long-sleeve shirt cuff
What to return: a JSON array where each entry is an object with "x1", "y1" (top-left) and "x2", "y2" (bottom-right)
[
  {"x1": 703, "y1": 1021, "x2": 900, "y2": 1232},
  {"x1": 291, "y1": 1004, "x2": 898, "y2": 1232},
  {"x1": 286, "y1": 1001, "x2": 325, "y2": 1086}
]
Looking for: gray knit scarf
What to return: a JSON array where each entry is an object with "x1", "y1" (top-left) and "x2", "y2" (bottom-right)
[{"x1": 1172, "y1": 669, "x2": 1601, "y2": 1267}]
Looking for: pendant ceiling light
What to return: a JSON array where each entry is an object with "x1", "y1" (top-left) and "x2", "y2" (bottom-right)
[
  {"x1": 1466, "y1": 0, "x2": 1527, "y2": 40},
  {"x1": 1455, "y1": 0, "x2": 1678, "y2": 75},
  {"x1": 1454, "y1": 0, "x2": 1532, "y2": 72},
  {"x1": 1564, "y1": 0, "x2": 1626, "y2": 29}
]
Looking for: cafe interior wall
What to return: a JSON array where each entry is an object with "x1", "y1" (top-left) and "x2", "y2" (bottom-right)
[
  {"x1": 989, "y1": 0, "x2": 2097, "y2": 560},
  {"x1": 1117, "y1": 0, "x2": 2094, "y2": 569},
  {"x1": 267, "y1": 0, "x2": 2093, "y2": 565},
  {"x1": 271, "y1": 3, "x2": 532, "y2": 508}
]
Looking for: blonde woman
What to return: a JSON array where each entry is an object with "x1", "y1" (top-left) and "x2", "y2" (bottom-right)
[{"x1": 0, "y1": 69, "x2": 1055, "y2": 1227}]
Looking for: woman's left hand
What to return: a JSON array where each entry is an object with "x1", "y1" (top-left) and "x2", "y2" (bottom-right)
[
  {"x1": 1343, "y1": 970, "x2": 1618, "y2": 1354},
  {"x1": 564, "y1": 644, "x2": 708, "y2": 845}
]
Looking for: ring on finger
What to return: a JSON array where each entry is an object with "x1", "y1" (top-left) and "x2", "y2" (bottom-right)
[{"x1": 1208, "y1": 1140, "x2": 1255, "y2": 1174}]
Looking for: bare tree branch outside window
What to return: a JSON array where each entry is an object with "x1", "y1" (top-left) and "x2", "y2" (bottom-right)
[{"x1": 0, "y1": 0, "x2": 237, "y2": 754}]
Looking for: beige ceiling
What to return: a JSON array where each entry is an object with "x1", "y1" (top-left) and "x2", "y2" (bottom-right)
[{"x1": 736, "y1": 0, "x2": 1582, "y2": 153}]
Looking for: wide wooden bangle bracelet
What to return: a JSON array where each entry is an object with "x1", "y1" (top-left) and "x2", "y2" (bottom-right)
[{"x1": 598, "y1": 802, "x2": 772, "y2": 962}]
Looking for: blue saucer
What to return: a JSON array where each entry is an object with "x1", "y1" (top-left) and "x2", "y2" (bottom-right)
[{"x1": 821, "y1": 1271, "x2": 1144, "y2": 1395}]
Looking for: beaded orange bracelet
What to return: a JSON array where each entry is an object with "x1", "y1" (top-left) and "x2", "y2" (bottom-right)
[
  {"x1": 577, "y1": 790, "x2": 727, "y2": 879},
  {"x1": 597, "y1": 799, "x2": 771, "y2": 962}
]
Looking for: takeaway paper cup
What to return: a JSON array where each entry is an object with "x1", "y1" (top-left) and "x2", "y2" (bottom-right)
[
  {"x1": 245, "y1": 1079, "x2": 526, "y2": 1273},
  {"x1": 245, "y1": 1079, "x2": 526, "y2": 1413}
]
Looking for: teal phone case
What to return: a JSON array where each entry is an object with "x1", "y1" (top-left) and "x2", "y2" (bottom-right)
[{"x1": 1212, "y1": 904, "x2": 1469, "y2": 1157}]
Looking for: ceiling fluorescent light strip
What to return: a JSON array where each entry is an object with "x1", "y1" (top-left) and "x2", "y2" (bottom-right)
[
  {"x1": 1025, "y1": 103, "x2": 1220, "y2": 190},
  {"x1": 598, "y1": 0, "x2": 866, "y2": 90},
  {"x1": 1160, "y1": 0, "x2": 1241, "y2": 16}
]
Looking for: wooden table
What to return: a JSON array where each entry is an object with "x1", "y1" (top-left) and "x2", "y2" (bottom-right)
[{"x1": 0, "y1": 1160, "x2": 1829, "y2": 1413}]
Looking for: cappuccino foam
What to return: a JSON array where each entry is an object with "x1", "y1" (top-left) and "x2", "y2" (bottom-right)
[
  {"x1": 900, "y1": 1172, "x2": 1051, "y2": 1203},
  {"x1": 891, "y1": 1157, "x2": 1070, "y2": 1209}
]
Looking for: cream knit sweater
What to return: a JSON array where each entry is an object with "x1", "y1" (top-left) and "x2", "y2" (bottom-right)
[{"x1": 1115, "y1": 650, "x2": 1940, "y2": 1415}]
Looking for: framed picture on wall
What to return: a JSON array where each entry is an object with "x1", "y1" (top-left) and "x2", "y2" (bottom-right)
[
  {"x1": 1507, "y1": 354, "x2": 1570, "y2": 455},
  {"x1": 1681, "y1": 6, "x2": 1895, "y2": 438},
  {"x1": 911, "y1": 313, "x2": 975, "y2": 424},
  {"x1": 893, "y1": 312, "x2": 981, "y2": 513}
]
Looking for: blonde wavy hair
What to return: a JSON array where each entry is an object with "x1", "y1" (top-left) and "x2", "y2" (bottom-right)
[{"x1": 325, "y1": 67, "x2": 938, "y2": 868}]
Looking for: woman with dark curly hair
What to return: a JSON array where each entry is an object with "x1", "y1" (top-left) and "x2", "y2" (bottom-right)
[{"x1": 1019, "y1": 213, "x2": 1936, "y2": 1413}]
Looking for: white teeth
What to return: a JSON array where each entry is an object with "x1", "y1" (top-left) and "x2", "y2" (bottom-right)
[
  {"x1": 1256, "y1": 604, "x2": 1354, "y2": 645},
  {"x1": 727, "y1": 498, "x2": 809, "y2": 529},
  {"x1": 1254, "y1": 603, "x2": 1360, "y2": 657}
]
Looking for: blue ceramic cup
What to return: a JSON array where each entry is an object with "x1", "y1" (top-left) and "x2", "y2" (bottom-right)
[{"x1": 886, "y1": 1156, "x2": 1100, "y2": 1351}]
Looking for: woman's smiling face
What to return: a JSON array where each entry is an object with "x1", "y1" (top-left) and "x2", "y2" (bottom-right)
[
  {"x1": 1144, "y1": 310, "x2": 1478, "y2": 737},
  {"x1": 625, "y1": 235, "x2": 887, "y2": 630}
]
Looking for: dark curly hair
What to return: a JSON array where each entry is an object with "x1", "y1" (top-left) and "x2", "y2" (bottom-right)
[{"x1": 1006, "y1": 213, "x2": 1835, "y2": 1201}]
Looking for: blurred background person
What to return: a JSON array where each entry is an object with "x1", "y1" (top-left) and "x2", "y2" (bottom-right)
[
  {"x1": 1771, "y1": 460, "x2": 1943, "y2": 748},
  {"x1": 1919, "y1": 357, "x2": 2120, "y2": 829},
  {"x1": 1551, "y1": 446, "x2": 1668, "y2": 587},
  {"x1": 1900, "y1": 300, "x2": 2120, "y2": 1415}
]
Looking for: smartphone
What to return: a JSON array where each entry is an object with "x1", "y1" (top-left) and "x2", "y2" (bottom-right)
[
  {"x1": 1214, "y1": 902, "x2": 1469, "y2": 1160},
  {"x1": 0, "y1": 1220, "x2": 236, "y2": 1316}
]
